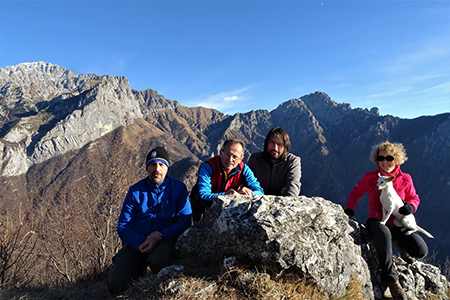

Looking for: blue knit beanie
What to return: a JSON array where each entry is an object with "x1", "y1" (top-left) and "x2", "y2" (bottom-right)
[{"x1": 146, "y1": 147, "x2": 170, "y2": 169}]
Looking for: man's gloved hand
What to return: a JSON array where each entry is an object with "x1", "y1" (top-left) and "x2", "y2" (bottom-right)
[
  {"x1": 344, "y1": 208, "x2": 354, "y2": 217},
  {"x1": 399, "y1": 203, "x2": 414, "y2": 215}
]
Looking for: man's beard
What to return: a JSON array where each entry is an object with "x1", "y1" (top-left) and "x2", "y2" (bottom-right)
[
  {"x1": 270, "y1": 150, "x2": 280, "y2": 159},
  {"x1": 264, "y1": 149, "x2": 281, "y2": 160},
  {"x1": 263, "y1": 150, "x2": 284, "y2": 166},
  {"x1": 150, "y1": 172, "x2": 164, "y2": 185}
]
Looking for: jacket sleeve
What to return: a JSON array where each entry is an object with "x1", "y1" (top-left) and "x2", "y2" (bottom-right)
[
  {"x1": 160, "y1": 183, "x2": 192, "y2": 240},
  {"x1": 198, "y1": 163, "x2": 225, "y2": 202},
  {"x1": 402, "y1": 174, "x2": 420, "y2": 212},
  {"x1": 346, "y1": 173, "x2": 370, "y2": 212},
  {"x1": 117, "y1": 188, "x2": 147, "y2": 250},
  {"x1": 284, "y1": 155, "x2": 301, "y2": 197},
  {"x1": 242, "y1": 164, "x2": 264, "y2": 195}
]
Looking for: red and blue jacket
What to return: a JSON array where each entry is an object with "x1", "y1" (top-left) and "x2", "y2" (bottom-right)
[{"x1": 197, "y1": 155, "x2": 263, "y2": 204}]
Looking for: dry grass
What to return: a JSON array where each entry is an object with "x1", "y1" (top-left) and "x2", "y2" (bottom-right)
[
  {"x1": 333, "y1": 277, "x2": 365, "y2": 300},
  {"x1": 110, "y1": 261, "x2": 365, "y2": 300},
  {"x1": 0, "y1": 261, "x2": 367, "y2": 300}
]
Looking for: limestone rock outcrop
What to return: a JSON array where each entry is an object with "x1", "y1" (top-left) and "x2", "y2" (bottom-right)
[{"x1": 176, "y1": 195, "x2": 450, "y2": 299}]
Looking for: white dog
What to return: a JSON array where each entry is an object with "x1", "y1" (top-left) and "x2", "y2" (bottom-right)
[{"x1": 376, "y1": 174, "x2": 433, "y2": 239}]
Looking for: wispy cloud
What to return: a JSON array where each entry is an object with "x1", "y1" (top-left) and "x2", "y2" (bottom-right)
[
  {"x1": 349, "y1": 36, "x2": 450, "y2": 114},
  {"x1": 414, "y1": 81, "x2": 450, "y2": 95},
  {"x1": 364, "y1": 87, "x2": 410, "y2": 99},
  {"x1": 194, "y1": 85, "x2": 257, "y2": 113},
  {"x1": 223, "y1": 95, "x2": 240, "y2": 102},
  {"x1": 375, "y1": 37, "x2": 450, "y2": 75}
]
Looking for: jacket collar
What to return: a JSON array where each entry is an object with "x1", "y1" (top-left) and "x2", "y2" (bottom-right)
[
  {"x1": 146, "y1": 175, "x2": 169, "y2": 189},
  {"x1": 379, "y1": 165, "x2": 401, "y2": 177}
]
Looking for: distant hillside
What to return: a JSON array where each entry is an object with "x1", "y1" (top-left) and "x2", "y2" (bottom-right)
[{"x1": 1, "y1": 61, "x2": 449, "y2": 260}]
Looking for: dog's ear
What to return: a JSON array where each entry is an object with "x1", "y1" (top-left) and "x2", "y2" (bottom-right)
[
  {"x1": 378, "y1": 173, "x2": 381, "y2": 178},
  {"x1": 388, "y1": 176, "x2": 396, "y2": 182}
]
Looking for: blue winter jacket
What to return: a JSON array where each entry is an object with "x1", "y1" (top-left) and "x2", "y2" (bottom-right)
[{"x1": 117, "y1": 176, "x2": 192, "y2": 251}]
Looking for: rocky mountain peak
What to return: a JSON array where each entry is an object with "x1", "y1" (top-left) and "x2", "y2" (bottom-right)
[
  {"x1": 297, "y1": 91, "x2": 380, "y2": 128},
  {"x1": 1, "y1": 62, "x2": 449, "y2": 263},
  {"x1": 1, "y1": 61, "x2": 76, "y2": 82},
  {"x1": 0, "y1": 63, "x2": 143, "y2": 176},
  {"x1": 0, "y1": 62, "x2": 102, "y2": 124}
]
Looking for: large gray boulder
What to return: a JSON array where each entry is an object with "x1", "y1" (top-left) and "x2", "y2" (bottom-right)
[{"x1": 175, "y1": 195, "x2": 449, "y2": 299}]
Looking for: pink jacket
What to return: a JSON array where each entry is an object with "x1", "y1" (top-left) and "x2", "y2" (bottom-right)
[{"x1": 346, "y1": 165, "x2": 420, "y2": 227}]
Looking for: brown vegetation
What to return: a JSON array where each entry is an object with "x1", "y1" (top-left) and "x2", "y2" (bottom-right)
[
  {"x1": 1, "y1": 185, "x2": 449, "y2": 299},
  {"x1": 0, "y1": 142, "x2": 367, "y2": 299},
  {"x1": 0, "y1": 125, "x2": 448, "y2": 299}
]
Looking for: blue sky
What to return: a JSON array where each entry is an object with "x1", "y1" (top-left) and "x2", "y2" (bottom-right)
[{"x1": 1, "y1": 0, "x2": 449, "y2": 119}]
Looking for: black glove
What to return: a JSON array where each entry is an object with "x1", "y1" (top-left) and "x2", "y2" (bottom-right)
[
  {"x1": 344, "y1": 208, "x2": 354, "y2": 217},
  {"x1": 399, "y1": 203, "x2": 414, "y2": 215}
]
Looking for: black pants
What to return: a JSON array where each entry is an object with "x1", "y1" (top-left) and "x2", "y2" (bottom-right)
[
  {"x1": 365, "y1": 218, "x2": 428, "y2": 283},
  {"x1": 107, "y1": 241, "x2": 176, "y2": 294}
]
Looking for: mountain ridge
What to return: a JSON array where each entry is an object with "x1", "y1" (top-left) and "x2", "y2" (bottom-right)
[{"x1": 1, "y1": 61, "x2": 449, "y2": 260}]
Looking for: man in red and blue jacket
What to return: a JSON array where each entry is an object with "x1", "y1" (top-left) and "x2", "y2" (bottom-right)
[{"x1": 191, "y1": 139, "x2": 263, "y2": 222}]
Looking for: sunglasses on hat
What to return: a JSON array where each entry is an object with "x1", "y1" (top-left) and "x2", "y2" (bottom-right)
[{"x1": 377, "y1": 155, "x2": 394, "y2": 162}]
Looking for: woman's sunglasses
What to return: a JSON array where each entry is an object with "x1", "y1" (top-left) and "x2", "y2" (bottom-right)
[{"x1": 377, "y1": 155, "x2": 395, "y2": 162}]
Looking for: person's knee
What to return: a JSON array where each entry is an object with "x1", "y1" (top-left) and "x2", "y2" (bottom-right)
[
  {"x1": 148, "y1": 253, "x2": 174, "y2": 273},
  {"x1": 410, "y1": 241, "x2": 428, "y2": 258},
  {"x1": 147, "y1": 240, "x2": 175, "y2": 273}
]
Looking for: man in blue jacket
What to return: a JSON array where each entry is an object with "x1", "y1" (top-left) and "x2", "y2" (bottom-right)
[{"x1": 107, "y1": 147, "x2": 192, "y2": 294}]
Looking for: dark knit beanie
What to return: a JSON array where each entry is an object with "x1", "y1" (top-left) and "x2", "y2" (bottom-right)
[{"x1": 146, "y1": 147, "x2": 170, "y2": 169}]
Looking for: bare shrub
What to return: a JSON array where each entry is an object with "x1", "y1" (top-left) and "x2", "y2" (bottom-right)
[
  {"x1": 75, "y1": 135, "x2": 134, "y2": 274},
  {"x1": 0, "y1": 204, "x2": 38, "y2": 288},
  {"x1": 28, "y1": 135, "x2": 134, "y2": 285},
  {"x1": 31, "y1": 189, "x2": 92, "y2": 284}
]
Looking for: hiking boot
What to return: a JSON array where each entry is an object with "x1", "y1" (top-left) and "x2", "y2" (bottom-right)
[
  {"x1": 399, "y1": 250, "x2": 415, "y2": 264},
  {"x1": 393, "y1": 240, "x2": 415, "y2": 264},
  {"x1": 387, "y1": 281, "x2": 407, "y2": 300}
]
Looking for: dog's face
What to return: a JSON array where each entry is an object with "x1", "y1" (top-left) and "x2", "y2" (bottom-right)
[{"x1": 375, "y1": 174, "x2": 396, "y2": 190}]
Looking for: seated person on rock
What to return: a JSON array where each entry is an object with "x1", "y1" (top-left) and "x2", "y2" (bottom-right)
[
  {"x1": 107, "y1": 147, "x2": 192, "y2": 294},
  {"x1": 344, "y1": 141, "x2": 428, "y2": 300},
  {"x1": 247, "y1": 127, "x2": 301, "y2": 196},
  {"x1": 191, "y1": 138, "x2": 263, "y2": 223}
]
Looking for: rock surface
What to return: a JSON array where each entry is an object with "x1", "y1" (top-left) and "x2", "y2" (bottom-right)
[{"x1": 176, "y1": 195, "x2": 450, "y2": 299}]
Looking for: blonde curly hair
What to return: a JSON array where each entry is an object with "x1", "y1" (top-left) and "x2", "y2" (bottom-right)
[{"x1": 370, "y1": 141, "x2": 408, "y2": 166}]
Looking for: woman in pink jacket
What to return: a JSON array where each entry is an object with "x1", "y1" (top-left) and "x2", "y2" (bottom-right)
[{"x1": 345, "y1": 141, "x2": 428, "y2": 300}]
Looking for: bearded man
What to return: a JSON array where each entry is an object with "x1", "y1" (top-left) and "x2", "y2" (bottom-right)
[
  {"x1": 247, "y1": 127, "x2": 301, "y2": 196},
  {"x1": 107, "y1": 147, "x2": 192, "y2": 294}
]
